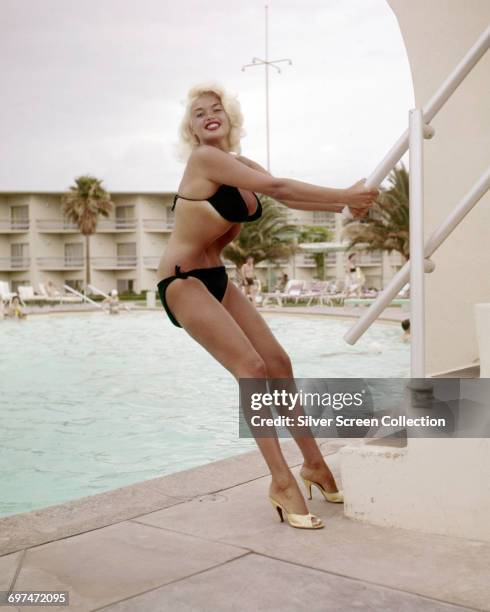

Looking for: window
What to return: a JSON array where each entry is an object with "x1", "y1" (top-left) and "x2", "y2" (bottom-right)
[
  {"x1": 64, "y1": 242, "x2": 83, "y2": 266},
  {"x1": 117, "y1": 279, "x2": 134, "y2": 294},
  {"x1": 115, "y1": 206, "x2": 135, "y2": 229},
  {"x1": 117, "y1": 242, "x2": 137, "y2": 266},
  {"x1": 10, "y1": 205, "x2": 29, "y2": 230},
  {"x1": 10, "y1": 243, "x2": 29, "y2": 268}
]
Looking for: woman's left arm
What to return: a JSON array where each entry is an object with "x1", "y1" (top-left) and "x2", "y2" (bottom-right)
[{"x1": 235, "y1": 155, "x2": 346, "y2": 214}]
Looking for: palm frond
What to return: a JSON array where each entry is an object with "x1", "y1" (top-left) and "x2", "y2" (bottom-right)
[
  {"x1": 341, "y1": 162, "x2": 410, "y2": 261},
  {"x1": 61, "y1": 175, "x2": 114, "y2": 236}
]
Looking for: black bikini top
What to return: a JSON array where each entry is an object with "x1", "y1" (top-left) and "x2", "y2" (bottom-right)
[{"x1": 171, "y1": 184, "x2": 262, "y2": 223}]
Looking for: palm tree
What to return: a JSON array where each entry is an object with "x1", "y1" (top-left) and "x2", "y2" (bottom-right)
[
  {"x1": 222, "y1": 194, "x2": 299, "y2": 267},
  {"x1": 297, "y1": 225, "x2": 334, "y2": 280},
  {"x1": 61, "y1": 175, "x2": 114, "y2": 291},
  {"x1": 342, "y1": 162, "x2": 410, "y2": 261}
]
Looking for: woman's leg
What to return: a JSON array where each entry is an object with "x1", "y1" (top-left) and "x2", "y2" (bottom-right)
[
  {"x1": 222, "y1": 281, "x2": 340, "y2": 493},
  {"x1": 164, "y1": 277, "x2": 320, "y2": 518}
]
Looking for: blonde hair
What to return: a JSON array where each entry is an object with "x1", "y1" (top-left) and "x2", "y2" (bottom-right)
[{"x1": 176, "y1": 82, "x2": 245, "y2": 161}]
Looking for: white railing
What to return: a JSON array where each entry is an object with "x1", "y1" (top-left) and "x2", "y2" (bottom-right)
[
  {"x1": 342, "y1": 25, "x2": 490, "y2": 379},
  {"x1": 0, "y1": 219, "x2": 30, "y2": 231},
  {"x1": 295, "y1": 253, "x2": 316, "y2": 267},
  {"x1": 97, "y1": 219, "x2": 137, "y2": 231},
  {"x1": 36, "y1": 219, "x2": 78, "y2": 231},
  {"x1": 37, "y1": 257, "x2": 84, "y2": 269},
  {"x1": 91, "y1": 256, "x2": 137, "y2": 268},
  {"x1": 0, "y1": 256, "x2": 31, "y2": 270},
  {"x1": 36, "y1": 219, "x2": 137, "y2": 231},
  {"x1": 142, "y1": 219, "x2": 174, "y2": 231},
  {"x1": 356, "y1": 251, "x2": 383, "y2": 265},
  {"x1": 143, "y1": 256, "x2": 159, "y2": 268}
]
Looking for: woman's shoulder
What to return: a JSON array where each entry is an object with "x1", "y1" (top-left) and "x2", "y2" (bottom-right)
[{"x1": 189, "y1": 145, "x2": 228, "y2": 164}]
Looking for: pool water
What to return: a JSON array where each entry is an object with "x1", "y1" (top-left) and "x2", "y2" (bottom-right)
[{"x1": 0, "y1": 311, "x2": 409, "y2": 518}]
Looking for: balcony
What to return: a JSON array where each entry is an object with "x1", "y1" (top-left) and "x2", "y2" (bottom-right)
[
  {"x1": 0, "y1": 256, "x2": 31, "y2": 270},
  {"x1": 98, "y1": 219, "x2": 137, "y2": 232},
  {"x1": 142, "y1": 219, "x2": 174, "y2": 232},
  {"x1": 0, "y1": 219, "x2": 30, "y2": 233},
  {"x1": 37, "y1": 257, "x2": 84, "y2": 270},
  {"x1": 357, "y1": 252, "x2": 383, "y2": 265},
  {"x1": 295, "y1": 253, "x2": 316, "y2": 267},
  {"x1": 36, "y1": 219, "x2": 79, "y2": 233},
  {"x1": 91, "y1": 256, "x2": 137, "y2": 270},
  {"x1": 143, "y1": 256, "x2": 159, "y2": 269},
  {"x1": 35, "y1": 219, "x2": 138, "y2": 233}
]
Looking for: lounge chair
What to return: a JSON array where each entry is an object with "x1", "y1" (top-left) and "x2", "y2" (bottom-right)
[
  {"x1": 0, "y1": 280, "x2": 16, "y2": 302},
  {"x1": 262, "y1": 280, "x2": 307, "y2": 307},
  {"x1": 17, "y1": 285, "x2": 50, "y2": 303},
  {"x1": 38, "y1": 282, "x2": 83, "y2": 303},
  {"x1": 301, "y1": 281, "x2": 335, "y2": 307}
]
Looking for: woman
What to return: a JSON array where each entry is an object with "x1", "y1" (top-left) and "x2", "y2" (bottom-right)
[
  {"x1": 156, "y1": 83, "x2": 378, "y2": 530},
  {"x1": 6, "y1": 295, "x2": 27, "y2": 319}
]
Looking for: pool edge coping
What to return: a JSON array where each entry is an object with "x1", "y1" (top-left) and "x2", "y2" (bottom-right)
[{"x1": 0, "y1": 439, "x2": 353, "y2": 557}]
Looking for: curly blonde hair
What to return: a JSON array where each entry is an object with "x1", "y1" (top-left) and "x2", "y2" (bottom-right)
[{"x1": 176, "y1": 82, "x2": 245, "y2": 161}]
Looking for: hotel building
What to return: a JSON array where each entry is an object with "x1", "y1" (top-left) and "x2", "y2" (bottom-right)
[{"x1": 0, "y1": 190, "x2": 405, "y2": 294}]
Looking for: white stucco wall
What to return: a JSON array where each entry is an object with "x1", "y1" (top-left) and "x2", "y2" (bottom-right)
[{"x1": 387, "y1": 0, "x2": 490, "y2": 376}]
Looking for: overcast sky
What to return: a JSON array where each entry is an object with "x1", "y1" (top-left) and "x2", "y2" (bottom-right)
[{"x1": 0, "y1": 0, "x2": 414, "y2": 193}]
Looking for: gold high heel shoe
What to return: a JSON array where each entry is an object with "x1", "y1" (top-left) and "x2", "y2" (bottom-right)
[
  {"x1": 301, "y1": 475, "x2": 344, "y2": 504},
  {"x1": 269, "y1": 496, "x2": 324, "y2": 529}
]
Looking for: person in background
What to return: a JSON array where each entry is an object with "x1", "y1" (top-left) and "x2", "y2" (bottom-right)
[
  {"x1": 401, "y1": 318, "x2": 410, "y2": 342},
  {"x1": 0, "y1": 297, "x2": 5, "y2": 320},
  {"x1": 240, "y1": 255, "x2": 257, "y2": 303},
  {"x1": 275, "y1": 272, "x2": 289, "y2": 292},
  {"x1": 7, "y1": 295, "x2": 27, "y2": 319},
  {"x1": 46, "y1": 280, "x2": 61, "y2": 297},
  {"x1": 103, "y1": 289, "x2": 120, "y2": 314},
  {"x1": 344, "y1": 253, "x2": 365, "y2": 298}
]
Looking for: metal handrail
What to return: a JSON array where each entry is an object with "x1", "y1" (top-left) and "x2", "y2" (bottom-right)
[
  {"x1": 87, "y1": 284, "x2": 131, "y2": 310},
  {"x1": 63, "y1": 284, "x2": 102, "y2": 308},
  {"x1": 344, "y1": 167, "x2": 490, "y2": 345},
  {"x1": 343, "y1": 25, "x2": 490, "y2": 358}
]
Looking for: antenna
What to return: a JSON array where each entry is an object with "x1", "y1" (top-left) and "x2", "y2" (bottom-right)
[{"x1": 241, "y1": 5, "x2": 292, "y2": 171}]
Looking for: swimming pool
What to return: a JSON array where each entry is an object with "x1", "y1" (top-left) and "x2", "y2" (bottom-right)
[{"x1": 0, "y1": 311, "x2": 409, "y2": 518}]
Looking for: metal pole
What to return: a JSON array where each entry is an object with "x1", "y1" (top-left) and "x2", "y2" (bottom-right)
[
  {"x1": 409, "y1": 109, "x2": 425, "y2": 377},
  {"x1": 241, "y1": 4, "x2": 292, "y2": 172},
  {"x1": 265, "y1": 5, "x2": 270, "y2": 171}
]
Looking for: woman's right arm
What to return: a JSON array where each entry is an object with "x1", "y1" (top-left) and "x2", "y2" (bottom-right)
[{"x1": 191, "y1": 146, "x2": 378, "y2": 210}]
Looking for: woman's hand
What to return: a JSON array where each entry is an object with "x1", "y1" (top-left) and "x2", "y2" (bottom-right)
[{"x1": 345, "y1": 179, "x2": 379, "y2": 214}]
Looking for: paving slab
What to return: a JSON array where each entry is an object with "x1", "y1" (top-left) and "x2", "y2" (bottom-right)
[
  {"x1": 98, "y1": 552, "x2": 470, "y2": 612},
  {"x1": 10, "y1": 520, "x2": 247, "y2": 612},
  {"x1": 0, "y1": 551, "x2": 22, "y2": 590},
  {"x1": 136, "y1": 465, "x2": 490, "y2": 611}
]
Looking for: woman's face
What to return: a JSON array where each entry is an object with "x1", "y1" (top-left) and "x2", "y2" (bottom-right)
[{"x1": 189, "y1": 93, "x2": 230, "y2": 148}]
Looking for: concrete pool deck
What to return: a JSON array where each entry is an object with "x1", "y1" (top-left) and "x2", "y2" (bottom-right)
[{"x1": 1, "y1": 438, "x2": 488, "y2": 612}]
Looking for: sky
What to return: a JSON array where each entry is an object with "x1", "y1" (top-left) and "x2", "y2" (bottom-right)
[{"x1": 0, "y1": 0, "x2": 414, "y2": 192}]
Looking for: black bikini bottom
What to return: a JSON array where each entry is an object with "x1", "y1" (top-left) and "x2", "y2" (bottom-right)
[{"x1": 157, "y1": 265, "x2": 228, "y2": 328}]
